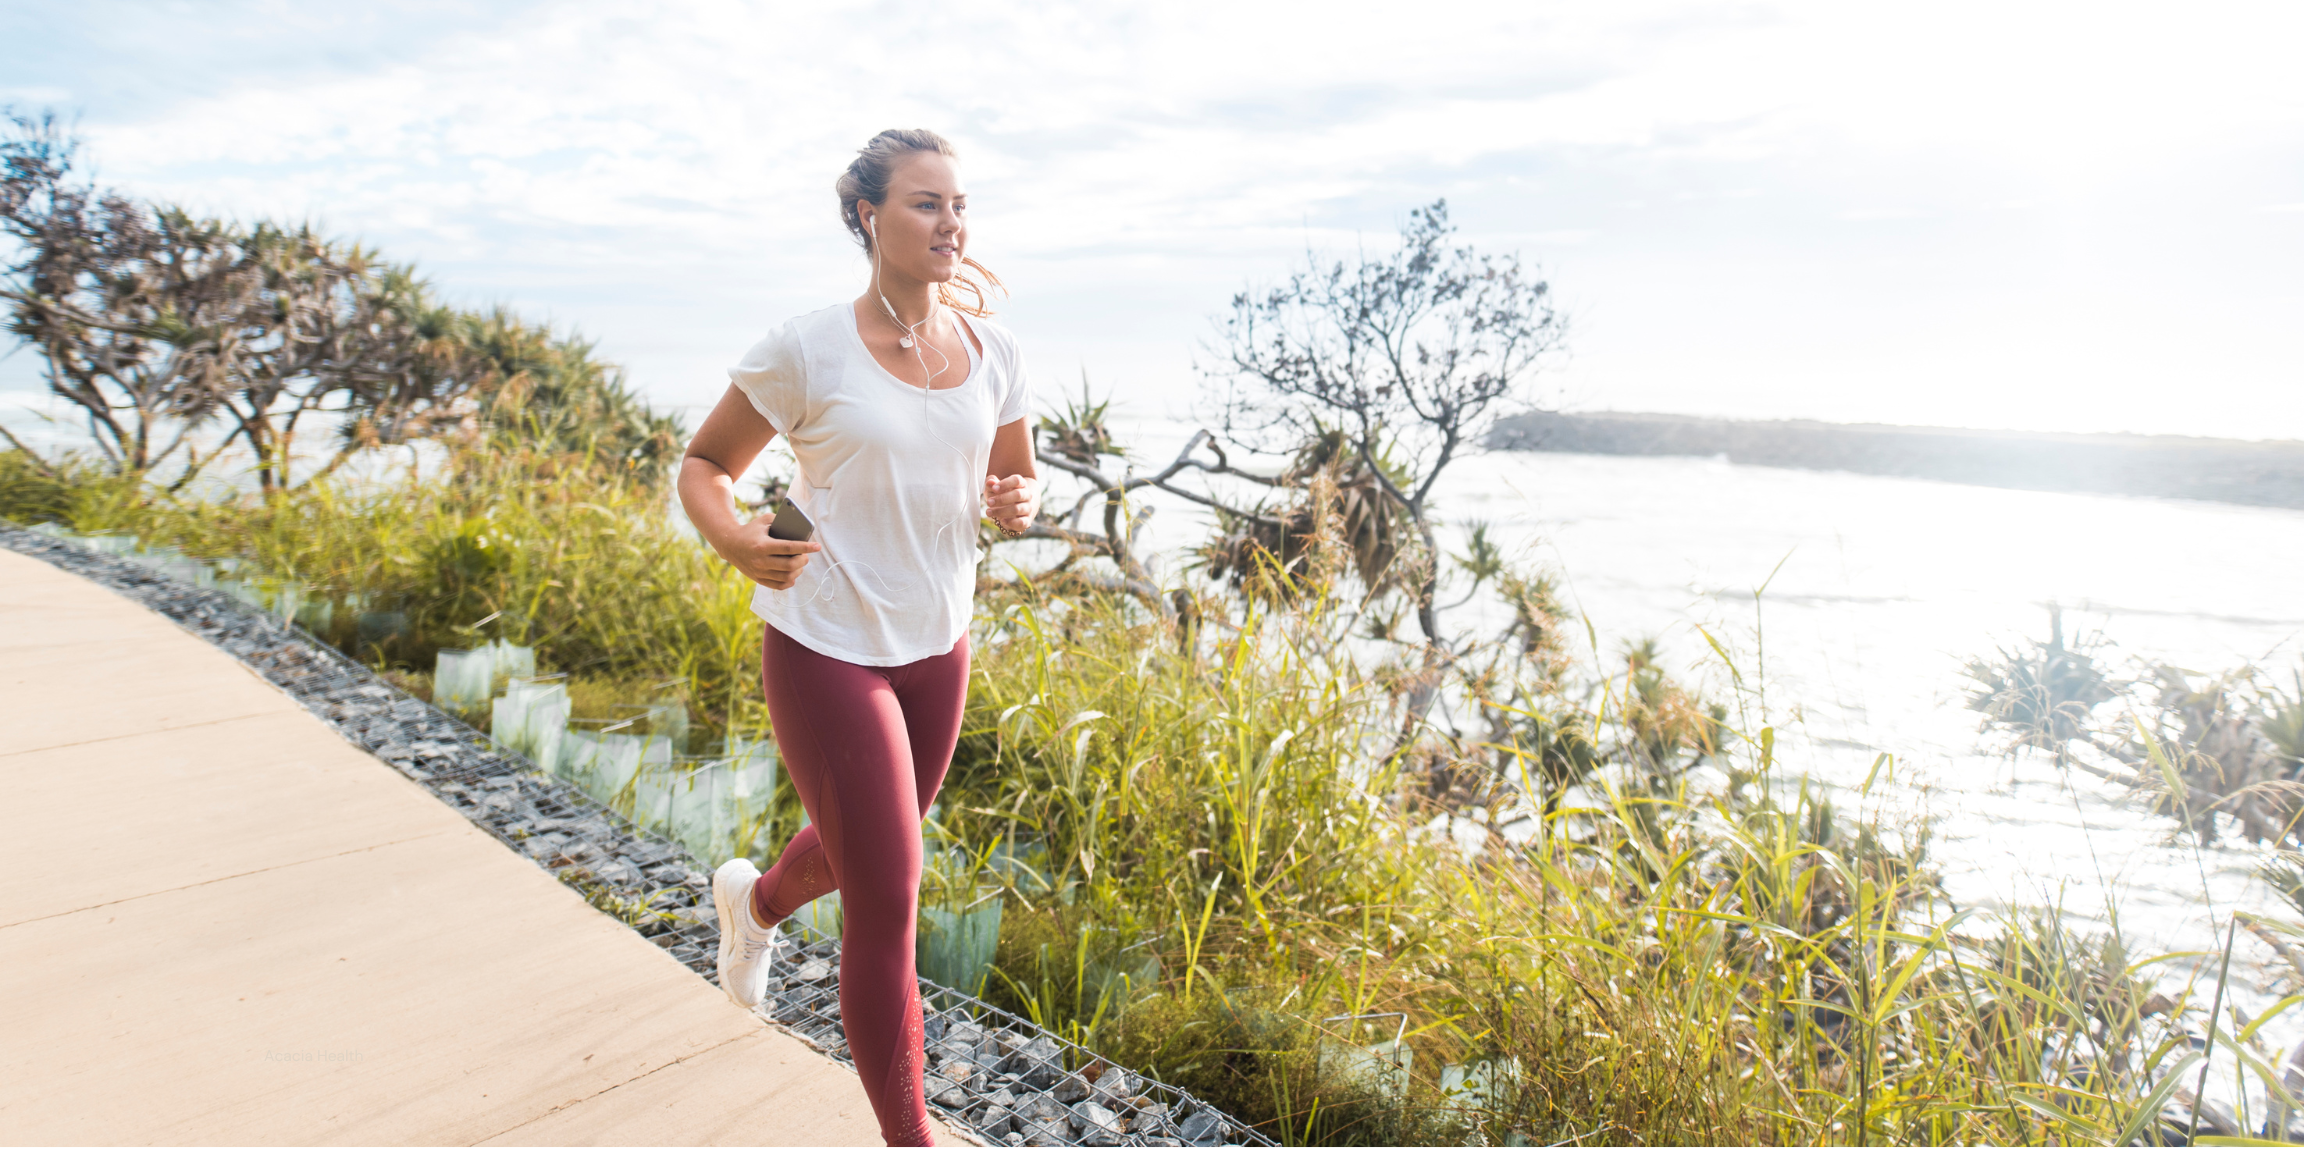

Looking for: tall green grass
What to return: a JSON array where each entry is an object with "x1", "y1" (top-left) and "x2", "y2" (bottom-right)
[
  {"x1": 934, "y1": 584, "x2": 2229, "y2": 1144},
  {"x1": 2, "y1": 445, "x2": 2248, "y2": 1144}
]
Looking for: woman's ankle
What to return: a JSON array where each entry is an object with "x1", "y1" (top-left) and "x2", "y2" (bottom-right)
[{"x1": 748, "y1": 891, "x2": 783, "y2": 935}]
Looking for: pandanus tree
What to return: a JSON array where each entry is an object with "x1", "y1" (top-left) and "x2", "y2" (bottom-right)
[
  {"x1": 0, "y1": 112, "x2": 464, "y2": 490},
  {"x1": 1, "y1": 111, "x2": 682, "y2": 492},
  {"x1": 1, "y1": 118, "x2": 241, "y2": 483}
]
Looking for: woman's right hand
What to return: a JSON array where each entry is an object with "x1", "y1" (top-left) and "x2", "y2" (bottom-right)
[
  {"x1": 679, "y1": 385, "x2": 821, "y2": 589},
  {"x1": 722, "y1": 521, "x2": 823, "y2": 590}
]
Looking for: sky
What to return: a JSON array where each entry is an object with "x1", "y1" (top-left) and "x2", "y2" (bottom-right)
[{"x1": 5, "y1": 0, "x2": 2302, "y2": 442}]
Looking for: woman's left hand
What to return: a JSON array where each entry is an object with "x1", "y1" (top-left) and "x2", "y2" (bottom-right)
[{"x1": 984, "y1": 473, "x2": 1039, "y2": 535}]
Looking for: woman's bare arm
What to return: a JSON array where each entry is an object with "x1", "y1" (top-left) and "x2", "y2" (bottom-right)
[
  {"x1": 679, "y1": 385, "x2": 821, "y2": 589},
  {"x1": 982, "y1": 417, "x2": 1040, "y2": 533}
]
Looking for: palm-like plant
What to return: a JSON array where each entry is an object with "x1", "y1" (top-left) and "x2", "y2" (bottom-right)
[
  {"x1": 2260, "y1": 670, "x2": 2304, "y2": 772},
  {"x1": 1963, "y1": 606, "x2": 2118, "y2": 754}
]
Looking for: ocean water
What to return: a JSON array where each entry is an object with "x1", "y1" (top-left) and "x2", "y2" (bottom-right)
[
  {"x1": 1084, "y1": 422, "x2": 2304, "y2": 980},
  {"x1": 1437, "y1": 449, "x2": 2304, "y2": 958}
]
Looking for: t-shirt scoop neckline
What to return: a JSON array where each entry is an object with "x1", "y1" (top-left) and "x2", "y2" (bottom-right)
[
  {"x1": 725, "y1": 303, "x2": 1029, "y2": 667},
  {"x1": 842, "y1": 301, "x2": 983, "y2": 395}
]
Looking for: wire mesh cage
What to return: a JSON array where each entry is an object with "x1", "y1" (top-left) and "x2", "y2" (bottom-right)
[{"x1": 757, "y1": 931, "x2": 1271, "y2": 1147}]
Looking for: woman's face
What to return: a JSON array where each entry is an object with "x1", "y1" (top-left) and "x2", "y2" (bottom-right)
[{"x1": 865, "y1": 151, "x2": 967, "y2": 285}]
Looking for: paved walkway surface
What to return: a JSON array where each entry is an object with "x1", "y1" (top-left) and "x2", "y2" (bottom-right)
[{"x1": 0, "y1": 548, "x2": 958, "y2": 1146}]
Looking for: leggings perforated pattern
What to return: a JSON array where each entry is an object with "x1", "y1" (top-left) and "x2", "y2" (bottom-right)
[{"x1": 750, "y1": 622, "x2": 968, "y2": 1147}]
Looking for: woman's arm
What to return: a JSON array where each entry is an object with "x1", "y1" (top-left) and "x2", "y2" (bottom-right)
[
  {"x1": 982, "y1": 417, "x2": 1040, "y2": 534},
  {"x1": 679, "y1": 385, "x2": 821, "y2": 589}
]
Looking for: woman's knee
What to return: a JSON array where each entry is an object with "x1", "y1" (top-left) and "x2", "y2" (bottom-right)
[
  {"x1": 840, "y1": 868, "x2": 923, "y2": 927},
  {"x1": 847, "y1": 865, "x2": 921, "y2": 909}
]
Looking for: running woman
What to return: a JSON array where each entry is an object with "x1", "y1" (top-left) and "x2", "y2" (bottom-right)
[{"x1": 676, "y1": 128, "x2": 1039, "y2": 1147}]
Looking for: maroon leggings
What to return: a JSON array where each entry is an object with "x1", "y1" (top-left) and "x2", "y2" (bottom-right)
[{"x1": 750, "y1": 623, "x2": 969, "y2": 1147}]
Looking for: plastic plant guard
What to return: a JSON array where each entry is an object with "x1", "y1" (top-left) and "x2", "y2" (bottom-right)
[
  {"x1": 433, "y1": 648, "x2": 490, "y2": 712},
  {"x1": 724, "y1": 737, "x2": 780, "y2": 803},
  {"x1": 663, "y1": 738, "x2": 779, "y2": 863},
  {"x1": 666, "y1": 758, "x2": 721, "y2": 861},
  {"x1": 1438, "y1": 1056, "x2": 1520, "y2": 1112},
  {"x1": 1319, "y1": 1037, "x2": 1413, "y2": 1101},
  {"x1": 487, "y1": 692, "x2": 515, "y2": 752},
  {"x1": 557, "y1": 729, "x2": 603, "y2": 788},
  {"x1": 295, "y1": 597, "x2": 334, "y2": 634},
  {"x1": 125, "y1": 546, "x2": 205, "y2": 586},
  {"x1": 983, "y1": 837, "x2": 1056, "y2": 898},
  {"x1": 280, "y1": 581, "x2": 306, "y2": 624},
  {"x1": 526, "y1": 681, "x2": 573, "y2": 758},
  {"x1": 215, "y1": 578, "x2": 262, "y2": 610},
  {"x1": 1083, "y1": 934, "x2": 1161, "y2": 1008},
  {"x1": 263, "y1": 579, "x2": 305, "y2": 625},
  {"x1": 790, "y1": 891, "x2": 842, "y2": 944},
  {"x1": 630, "y1": 759, "x2": 676, "y2": 836},
  {"x1": 650, "y1": 696, "x2": 690, "y2": 754},
  {"x1": 1318, "y1": 1013, "x2": 1413, "y2": 1101},
  {"x1": 641, "y1": 702, "x2": 686, "y2": 754},
  {"x1": 722, "y1": 739, "x2": 779, "y2": 861},
  {"x1": 438, "y1": 641, "x2": 534, "y2": 716},
  {"x1": 657, "y1": 702, "x2": 690, "y2": 755},
  {"x1": 357, "y1": 611, "x2": 408, "y2": 648},
  {"x1": 481, "y1": 639, "x2": 536, "y2": 684},
  {"x1": 491, "y1": 678, "x2": 569, "y2": 766},
  {"x1": 618, "y1": 731, "x2": 674, "y2": 814},
  {"x1": 594, "y1": 733, "x2": 634, "y2": 801},
  {"x1": 609, "y1": 701, "x2": 689, "y2": 756},
  {"x1": 917, "y1": 897, "x2": 1003, "y2": 1004},
  {"x1": 593, "y1": 733, "x2": 647, "y2": 809},
  {"x1": 664, "y1": 757, "x2": 751, "y2": 864}
]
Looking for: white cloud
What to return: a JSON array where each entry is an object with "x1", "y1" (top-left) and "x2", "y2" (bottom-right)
[{"x1": 5, "y1": 0, "x2": 2302, "y2": 437}]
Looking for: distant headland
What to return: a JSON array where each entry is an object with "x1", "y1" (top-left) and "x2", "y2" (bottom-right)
[{"x1": 1486, "y1": 410, "x2": 2304, "y2": 510}]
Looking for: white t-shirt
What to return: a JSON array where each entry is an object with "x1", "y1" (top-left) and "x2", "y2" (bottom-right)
[{"x1": 727, "y1": 303, "x2": 1031, "y2": 666}]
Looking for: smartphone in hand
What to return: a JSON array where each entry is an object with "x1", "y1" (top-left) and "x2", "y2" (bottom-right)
[{"x1": 767, "y1": 497, "x2": 815, "y2": 543}]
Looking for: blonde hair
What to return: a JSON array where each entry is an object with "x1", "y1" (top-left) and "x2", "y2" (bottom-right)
[{"x1": 837, "y1": 128, "x2": 1004, "y2": 317}]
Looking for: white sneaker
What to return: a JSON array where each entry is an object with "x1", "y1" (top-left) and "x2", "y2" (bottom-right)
[{"x1": 712, "y1": 858, "x2": 785, "y2": 1009}]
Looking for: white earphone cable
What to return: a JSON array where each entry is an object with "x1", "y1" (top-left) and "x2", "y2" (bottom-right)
[{"x1": 778, "y1": 211, "x2": 985, "y2": 610}]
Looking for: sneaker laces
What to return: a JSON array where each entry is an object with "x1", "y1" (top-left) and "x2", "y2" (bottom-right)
[{"x1": 737, "y1": 926, "x2": 781, "y2": 964}]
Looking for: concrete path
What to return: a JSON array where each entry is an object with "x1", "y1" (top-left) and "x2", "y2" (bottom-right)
[{"x1": 0, "y1": 548, "x2": 958, "y2": 1145}]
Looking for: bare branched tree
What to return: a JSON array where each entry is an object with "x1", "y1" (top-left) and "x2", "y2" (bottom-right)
[
  {"x1": 1203, "y1": 199, "x2": 1564, "y2": 647},
  {"x1": 986, "y1": 381, "x2": 1290, "y2": 611}
]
